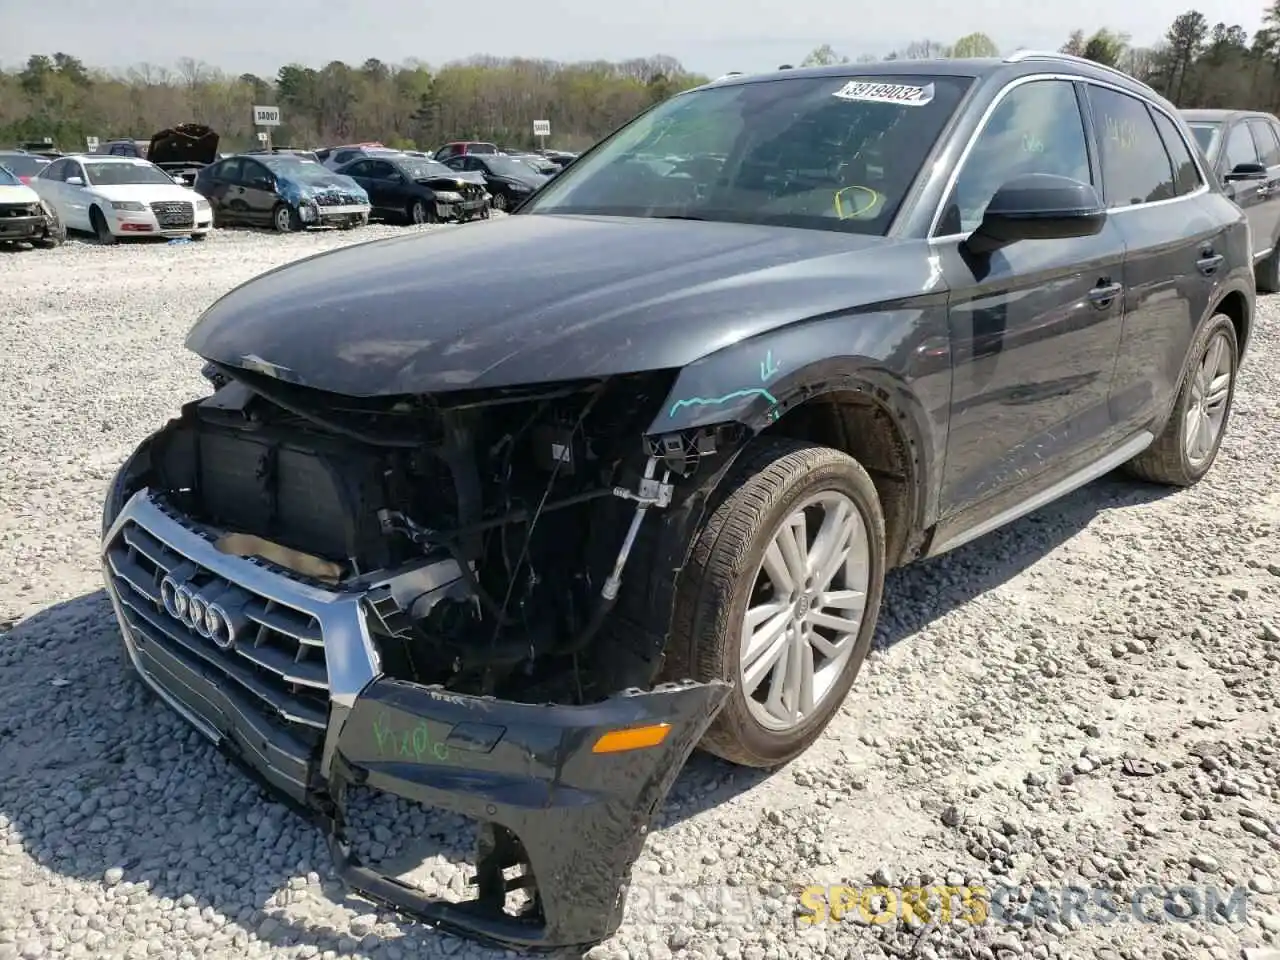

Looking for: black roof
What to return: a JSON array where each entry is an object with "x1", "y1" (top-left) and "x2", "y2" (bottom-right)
[{"x1": 698, "y1": 53, "x2": 1162, "y2": 105}]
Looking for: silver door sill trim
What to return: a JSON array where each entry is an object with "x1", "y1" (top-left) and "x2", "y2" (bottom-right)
[{"x1": 926, "y1": 430, "x2": 1155, "y2": 558}]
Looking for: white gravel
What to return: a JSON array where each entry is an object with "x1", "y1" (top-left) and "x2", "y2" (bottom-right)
[{"x1": 2, "y1": 223, "x2": 1280, "y2": 960}]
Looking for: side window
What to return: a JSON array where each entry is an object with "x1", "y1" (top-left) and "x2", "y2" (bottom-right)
[
  {"x1": 1088, "y1": 86, "x2": 1176, "y2": 207},
  {"x1": 1150, "y1": 109, "x2": 1204, "y2": 196},
  {"x1": 66, "y1": 162, "x2": 85, "y2": 183},
  {"x1": 345, "y1": 160, "x2": 370, "y2": 177},
  {"x1": 1248, "y1": 119, "x2": 1280, "y2": 167},
  {"x1": 938, "y1": 79, "x2": 1090, "y2": 235},
  {"x1": 242, "y1": 160, "x2": 271, "y2": 186},
  {"x1": 333, "y1": 150, "x2": 356, "y2": 166},
  {"x1": 436, "y1": 145, "x2": 457, "y2": 160},
  {"x1": 41, "y1": 159, "x2": 67, "y2": 181},
  {"x1": 219, "y1": 158, "x2": 244, "y2": 182},
  {"x1": 1223, "y1": 122, "x2": 1260, "y2": 174}
]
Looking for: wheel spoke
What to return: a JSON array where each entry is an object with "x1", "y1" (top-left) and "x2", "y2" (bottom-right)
[
  {"x1": 744, "y1": 601, "x2": 788, "y2": 635},
  {"x1": 820, "y1": 588, "x2": 866, "y2": 615},
  {"x1": 807, "y1": 629, "x2": 843, "y2": 659},
  {"x1": 1205, "y1": 373, "x2": 1230, "y2": 413},
  {"x1": 807, "y1": 499, "x2": 851, "y2": 582},
  {"x1": 1195, "y1": 411, "x2": 1214, "y2": 458},
  {"x1": 1204, "y1": 337, "x2": 1225, "y2": 380},
  {"x1": 777, "y1": 514, "x2": 808, "y2": 587},
  {"x1": 1183, "y1": 407, "x2": 1200, "y2": 458},
  {"x1": 761, "y1": 630, "x2": 793, "y2": 720},
  {"x1": 761, "y1": 542, "x2": 795, "y2": 596},
  {"x1": 742, "y1": 618, "x2": 790, "y2": 696},
  {"x1": 795, "y1": 630, "x2": 816, "y2": 717},
  {"x1": 808, "y1": 609, "x2": 862, "y2": 635}
]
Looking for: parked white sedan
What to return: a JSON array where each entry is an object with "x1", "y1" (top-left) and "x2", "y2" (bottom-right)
[{"x1": 31, "y1": 155, "x2": 213, "y2": 244}]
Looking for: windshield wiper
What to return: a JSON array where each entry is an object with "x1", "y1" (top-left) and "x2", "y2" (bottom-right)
[{"x1": 655, "y1": 214, "x2": 707, "y2": 221}]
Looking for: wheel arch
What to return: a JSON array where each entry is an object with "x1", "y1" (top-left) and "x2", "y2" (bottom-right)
[{"x1": 1210, "y1": 285, "x2": 1252, "y2": 362}]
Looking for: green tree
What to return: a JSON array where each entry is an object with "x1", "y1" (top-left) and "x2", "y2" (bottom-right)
[{"x1": 950, "y1": 33, "x2": 999, "y2": 58}]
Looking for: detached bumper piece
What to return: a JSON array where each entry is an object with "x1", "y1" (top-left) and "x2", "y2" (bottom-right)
[{"x1": 327, "y1": 678, "x2": 729, "y2": 949}]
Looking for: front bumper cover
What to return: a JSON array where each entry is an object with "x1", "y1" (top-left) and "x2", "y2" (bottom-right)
[{"x1": 102, "y1": 484, "x2": 730, "y2": 949}]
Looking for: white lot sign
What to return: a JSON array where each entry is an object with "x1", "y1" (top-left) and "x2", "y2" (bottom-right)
[
  {"x1": 533, "y1": 120, "x2": 550, "y2": 137},
  {"x1": 253, "y1": 105, "x2": 282, "y2": 126}
]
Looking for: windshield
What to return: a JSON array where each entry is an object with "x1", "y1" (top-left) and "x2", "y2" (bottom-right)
[
  {"x1": 84, "y1": 162, "x2": 176, "y2": 186},
  {"x1": 403, "y1": 159, "x2": 460, "y2": 180},
  {"x1": 0, "y1": 166, "x2": 21, "y2": 186},
  {"x1": 523, "y1": 74, "x2": 972, "y2": 234},
  {"x1": 262, "y1": 156, "x2": 345, "y2": 185},
  {"x1": 1187, "y1": 122, "x2": 1221, "y2": 156},
  {"x1": 0, "y1": 154, "x2": 49, "y2": 177},
  {"x1": 484, "y1": 156, "x2": 541, "y2": 179}
]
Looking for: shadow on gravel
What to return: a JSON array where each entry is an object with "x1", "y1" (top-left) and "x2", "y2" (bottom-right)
[{"x1": 0, "y1": 473, "x2": 1170, "y2": 956}]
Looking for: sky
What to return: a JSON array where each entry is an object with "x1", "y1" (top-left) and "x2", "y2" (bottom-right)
[{"x1": 0, "y1": 0, "x2": 1270, "y2": 79}]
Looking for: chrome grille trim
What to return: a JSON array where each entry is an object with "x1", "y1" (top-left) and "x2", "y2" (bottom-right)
[{"x1": 102, "y1": 488, "x2": 381, "y2": 776}]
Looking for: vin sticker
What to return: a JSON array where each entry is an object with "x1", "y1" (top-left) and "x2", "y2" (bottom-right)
[{"x1": 832, "y1": 81, "x2": 935, "y2": 106}]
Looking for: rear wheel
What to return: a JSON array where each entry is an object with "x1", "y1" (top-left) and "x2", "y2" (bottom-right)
[
  {"x1": 272, "y1": 203, "x2": 300, "y2": 233},
  {"x1": 666, "y1": 438, "x2": 886, "y2": 768},
  {"x1": 1125, "y1": 312, "x2": 1238, "y2": 486},
  {"x1": 90, "y1": 206, "x2": 115, "y2": 245}
]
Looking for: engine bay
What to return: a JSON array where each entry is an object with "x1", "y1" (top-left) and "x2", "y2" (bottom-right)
[{"x1": 143, "y1": 365, "x2": 707, "y2": 703}]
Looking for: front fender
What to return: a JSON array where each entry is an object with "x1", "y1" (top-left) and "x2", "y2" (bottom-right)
[{"x1": 645, "y1": 306, "x2": 952, "y2": 530}]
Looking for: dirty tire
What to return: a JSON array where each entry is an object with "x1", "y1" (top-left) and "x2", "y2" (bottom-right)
[
  {"x1": 409, "y1": 199, "x2": 434, "y2": 224},
  {"x1": 1124, "y1": 312, "x2": 1239, "y2": 487},
  {"x1": 667, "y1": 437, "x2": 886, "y2": 769},
  {"x1": 493, "y1": 192, "x2": 508, "y2": 212},
  {"x1": 91, "y1": 206, "x2": 115, "y2": 245},
  {"x1": 1257, "y1": 246, "x2": 1280, "y2": 294},
  {"x1": 272, "y1": 203, "x2": 300, "y2": 233},
  {"x1": 33, "y1": 203, "x2": 66, "y2": 248}
]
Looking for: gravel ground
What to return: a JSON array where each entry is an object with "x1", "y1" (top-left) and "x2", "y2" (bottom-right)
[{"x1": 2, "y1": 224, "x2": 1280, "y2": 960}]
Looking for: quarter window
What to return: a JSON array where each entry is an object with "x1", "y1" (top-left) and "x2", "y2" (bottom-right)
[
  {"x1": 1150, "y1": 109, "x2": 1204, "y2": 196},
  {"x1": 1249, "y1": 119, "x2": 1280, "y2": 167},
  {"x1": 938, "y1": 79, "x2": 1091, "y2": 235},
  {"x1": 1222, "y1": 122, "x2": 1260, "y2": 174},
  {"x1": 1088, "y1": 86, "x2": 1176, "y2": 207}
]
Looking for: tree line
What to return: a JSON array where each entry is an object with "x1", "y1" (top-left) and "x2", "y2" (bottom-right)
[{"x1": 6, "y1": 3, "x2": 1280, "y2": 158}]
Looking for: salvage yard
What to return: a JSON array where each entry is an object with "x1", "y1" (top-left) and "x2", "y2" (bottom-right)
[{"x1": 2, "y1": 227, "x2": 1280, "y2": 960}]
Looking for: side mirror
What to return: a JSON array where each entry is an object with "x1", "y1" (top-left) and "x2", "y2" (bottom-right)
[
  {"x1": 963, "y1": 173, "x2": 1106, "y2": 256},
  {"x1": 1225, "y1": 161, "x2": 1268, "y2": 181},
  {"x1": 65, "y1": 176, "x2": 84, "y2": 186}
]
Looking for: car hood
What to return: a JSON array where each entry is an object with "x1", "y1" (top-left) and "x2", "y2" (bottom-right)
[
  {"x1": 90, "y1": 182, "x2": 202, "y2": 204},
  {"x1": 187, "y1": 214, "x2": 920, "y2": 396},
  {"x1": 0, "y1": 183, "x2": 40, "y2": 205},
  {"x1": 149, "y1": 123, "x2": 219, "y2": 167}
]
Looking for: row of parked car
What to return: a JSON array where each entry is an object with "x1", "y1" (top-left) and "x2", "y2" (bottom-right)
[{"x1": 0, "y1": 126, "x2": 579, "y2": 247}]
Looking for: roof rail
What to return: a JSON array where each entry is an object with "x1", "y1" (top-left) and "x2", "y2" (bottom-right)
[{"x1": 1003, "y1": 49, "x2": 1155, "y2": 91}]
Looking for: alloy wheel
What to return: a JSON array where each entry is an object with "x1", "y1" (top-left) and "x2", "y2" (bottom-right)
[
  {"x1": 739, "y1": 491, "x2": 871, "y2": 731},
  {"x1": 1183, "y1": 330, "x2": 1233, "y2": 467}
]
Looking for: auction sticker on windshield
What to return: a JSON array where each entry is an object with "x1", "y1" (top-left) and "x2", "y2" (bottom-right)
[{"x1": 832, "y1": 81, "x2": 935, "y2": 106}]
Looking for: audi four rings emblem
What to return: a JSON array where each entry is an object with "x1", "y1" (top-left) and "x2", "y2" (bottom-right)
[{"x1": 159, "y1": 575, "x2": 243, "y2": 650}]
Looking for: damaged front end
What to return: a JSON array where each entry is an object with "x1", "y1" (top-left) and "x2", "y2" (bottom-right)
[{"x1": 100, "y1": 365, "x2": 739, "y2": 947}]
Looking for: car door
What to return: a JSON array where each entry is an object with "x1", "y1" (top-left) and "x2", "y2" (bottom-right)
[
  {"x1": 31, "y1": 158, "x2": 70, "y2": 223},
  {"x1": 1216, "y1": 120, "x2": 1270, "y2": 259},
  {"x1": 1086, "y1": 85, "x2": 1224, "y2": 436},
  {"x1": 61, "y1": 160, "x2": 93, "y2": 230},
  {"x1": 342, "y1": 159, "x2": 376, "y2": 208},
  {"x1": 1246, "y1": 118, "x2": 1280, "y2": 259},
  {"x1": 239, "y1": 159, "x2": 279, "y2": 224},
  {"x1": 207, "y1": 158, "x2": 246, "y2": 223},
  {"x1": 363, "y1": 160, "x2": 402, "y2": 214},
  {"x1": 932, "y1": 77, "x2": 1127, "y2": 517}
]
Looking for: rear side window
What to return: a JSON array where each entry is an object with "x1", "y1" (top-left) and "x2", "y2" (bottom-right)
[
  {"x1": 1088, "y1": 86, "x2": 1176, "y2": 207},
  {"x1": 1249, "y1": 119, "x2": 1280, "y2": 167},
  {"x1": 1223, "y1": 122, "x2": 1260, "y2": 172},
  {"x1": 1150, "y1": 109, "x2": 1204, "y2": 196},
  {"x1": 40, "y1": 159, "x2": 68, "y2": 181}
]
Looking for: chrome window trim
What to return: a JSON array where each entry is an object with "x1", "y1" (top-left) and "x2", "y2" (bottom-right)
[{"x1": 927, "y1": 72, "x2": 1210, "y2": 242}]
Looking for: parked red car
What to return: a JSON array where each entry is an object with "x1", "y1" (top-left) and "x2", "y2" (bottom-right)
[{"x1": 432, "y1": 141, "x2": 498, "y2": 161}]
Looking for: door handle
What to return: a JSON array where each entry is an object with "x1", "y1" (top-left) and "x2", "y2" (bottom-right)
[
  {"x1": 1088, "y1": 281, "x2": 1123, "y2": 307},
  {"x1": 1196, "y1": 250, "x2": 1225, "y2": 275}
]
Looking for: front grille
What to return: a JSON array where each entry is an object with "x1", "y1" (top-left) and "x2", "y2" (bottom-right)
[
  {"x1": 0, "y1": 203, "x2": 37, "y2": 218},
  {"x1": 150, "y1": 201, "x2": 194, "y2": 228},
  {"x1": 105, "y1": 519, "x2": 329, "y2": 740},
  {"x1": 314, "y1": 193, "x2": 361, "y2": 207}
]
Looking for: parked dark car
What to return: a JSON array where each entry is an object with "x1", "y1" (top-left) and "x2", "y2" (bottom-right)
[
  {"x1": 0, "y1": 151, "x2": 51, "y2": 184},
  {"x1": 101, "y1": 52, "x2": 1251, "y2": 952},
  {"x1": 99, "y1": 138, "x2": 151, "y2": 159},
  {"x1": 1181, "y1": 108, "x2": 1280, "y2": 291},
  {"x1": 441, "y1": 152, "x2": 548, "y2": 210},
  {"x1": 244, "y1": 147, "x2": 321, "y2": 162},
  {"x1": 193, "y1": 153, "x2": 370, "y2": 231},
  {"x1": 505, "y1": 151, "x2": 559, "y2": 177},
  {"x1": 335, "y1": 153, "x2": 489, "y2": 223}
]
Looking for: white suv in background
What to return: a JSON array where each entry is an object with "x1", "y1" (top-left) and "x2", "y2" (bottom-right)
[{"x1": 31, "y1": 155, "x2": 213, "y2": 244}]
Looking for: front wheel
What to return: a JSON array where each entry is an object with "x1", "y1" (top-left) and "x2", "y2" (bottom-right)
[
  {"x1": 409, "y1": 199, "x2": 435, "y2": 225},
  {"x1": 492, "y1": 192, "x2": 508, "y2": 213},
  {"x1": 666, "y1": 438, "x2": 886, "y2": 768},
  {"x1": 272, "y1": 203, "x2": 300, "y2": 233},
  {"x1": 1125, "y1": 312, "x2": 1239, "y2": 486},
  {"x1": 90, "y1": 206, "x2": 116, "y2": 245}
]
